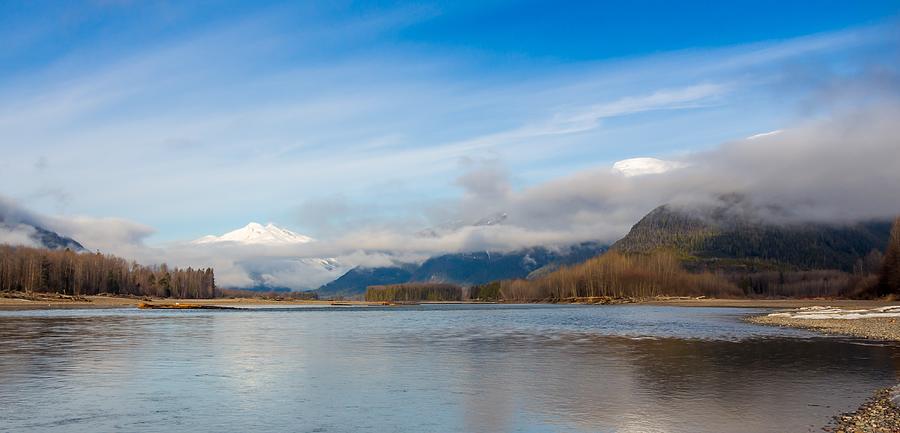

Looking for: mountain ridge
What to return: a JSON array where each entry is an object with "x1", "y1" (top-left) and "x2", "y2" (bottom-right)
[
  {"x1": 316, "y1": 242, "x2": 607, "y2": 298},
  {"x1": 612, "y1": 201, "x2": 892, "y2": 272}
]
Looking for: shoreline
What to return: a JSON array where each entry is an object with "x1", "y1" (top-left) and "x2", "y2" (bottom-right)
[
  {"x1": 0, "y1": 293, "x2": 380, "y2": 310},
  {"x1": 746, "y1": 307, "x2": 900, "y2": 342},
  {"x1": 1, "y1": 292, "x2": 897, "y2": 311},
  {"x1": 747, "y1": 306, "x2": 900, "y2": 431},
  {"x1": 824, "y1": 386, "x2": 900, "y2": 433},
  {"x1": 748, "y1": 314, "x2": 900, "y2": 342}
]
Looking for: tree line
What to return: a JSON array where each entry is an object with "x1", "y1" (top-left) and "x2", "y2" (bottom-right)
[
  {"x1": 498, "y1": 250, "x2": 741, "y2": 302},
  {"x1": 876, "y1": 216, "x2": 900, "y2": 297},
  {"x1": 469, "y1": 281, "x2": 502, "y2": 301},
  {"x1": 0, "y1": 245, "x2": 215, "y2": 298},
  {"x1": 219, "y1": 288, "x2": 318, "y2": 300},
  {"x1": 365, "y1": 283, "x2": 462, "y2": 302}
]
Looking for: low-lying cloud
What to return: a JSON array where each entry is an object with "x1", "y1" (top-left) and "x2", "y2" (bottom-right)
[
  {"x1": 3, "y1": 98, "x2": 899, "y2": 290},
  {"x1": 3, "y1": 33, "x2": 900, "y2": 290}
]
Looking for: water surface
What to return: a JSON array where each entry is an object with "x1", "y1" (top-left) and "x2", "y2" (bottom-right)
[{"x1": 0, "y1": 305, "x2": 897, "y2": 433}]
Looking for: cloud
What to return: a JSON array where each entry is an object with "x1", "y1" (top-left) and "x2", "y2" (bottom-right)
[
  {"x1": 2, "y1": 13, "x2": 898, "y2": 290},
  {"x1": 0, "y1": 223, "x2": 40, "y2": 248},
  {"x1": 503, "y1": 102, "x2": 900, "y2": 237},
  {"x1": 2, "y1": 97, "x2": 899, "y2": 290},
  {"x1": 46, "y1": 216, "x2": 156, "y2": 253},
  {"x1": 745, "y1": 130, "x2": 782, "y2": 140},
  {"x1": 455, "y1": 158, "x2": 511, "y2": 200},
  {"x1": 611, "y1": 158, "x2": 687, "y2": 177},
  {"x1": 0, "y1": 196, "x2": 40, "y2": 226},
  {"x1": 3, "y1": 13, "x2": 891, "y2": 242}
]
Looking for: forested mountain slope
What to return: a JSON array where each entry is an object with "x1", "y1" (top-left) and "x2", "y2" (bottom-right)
[{"x1": 612, "y1": 203, "x2": 891, "y2": 272}]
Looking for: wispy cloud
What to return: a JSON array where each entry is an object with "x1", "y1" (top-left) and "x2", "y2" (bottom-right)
[
  {"x1": 1, "y1": 5, "x2": 898, "y2": 288},
  {"x1": 2, "y1": 14, "x2": 892, "y2": 241},
  {"x1": 6, "y1": 92, "x2": 899, "y2": 290}
]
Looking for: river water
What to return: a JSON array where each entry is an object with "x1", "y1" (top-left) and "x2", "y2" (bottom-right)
[{"x1": 0, "y1": 304, "x2": 897, "y2": 433}]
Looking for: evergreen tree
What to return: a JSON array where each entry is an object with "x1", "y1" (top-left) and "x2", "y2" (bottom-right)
[{"x1": 878, "y1": 217, "x2": 900, "y2": 296}]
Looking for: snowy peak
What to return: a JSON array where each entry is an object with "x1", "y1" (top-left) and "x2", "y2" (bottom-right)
[{"x1": 193, "y1": 222, "x2": 314, "y2": 245}]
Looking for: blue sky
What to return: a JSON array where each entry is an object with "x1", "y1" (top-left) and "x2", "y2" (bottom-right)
[{"x1": 1, "y1": 0, "x2": 899, "y2": 244}]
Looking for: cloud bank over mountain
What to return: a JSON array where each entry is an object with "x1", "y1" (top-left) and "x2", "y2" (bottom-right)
[
  {"x1": 2, "y1": 13, "x2": 897, "y2": 290},
  {"x1": 2, "y1": 94, "x2": 899, "y2": 289}
]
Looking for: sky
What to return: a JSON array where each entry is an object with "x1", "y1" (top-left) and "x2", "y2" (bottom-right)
[{"x1": 2, "y1": 1, "x2": 900, "y2": 288}]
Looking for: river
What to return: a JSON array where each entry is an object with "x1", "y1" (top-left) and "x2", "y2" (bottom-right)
[{"x1": 0, "y1": 304, "x2": 897, "y2": 432}]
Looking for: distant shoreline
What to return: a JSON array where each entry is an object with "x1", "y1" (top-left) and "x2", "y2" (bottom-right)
[
  {"x1": 1, "y1": 292, "x2": 895, "y2": 311},
  {"x1": 0, "y1": 293, "x2": 378, "y2": 310}
]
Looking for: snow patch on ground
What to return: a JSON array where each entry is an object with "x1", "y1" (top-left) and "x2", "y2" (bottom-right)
[{"x1": 767, "y1": 305, "x2": 900, "y2": 320}]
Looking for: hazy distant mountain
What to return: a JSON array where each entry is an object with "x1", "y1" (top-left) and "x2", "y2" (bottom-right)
[
  {"x1": 416, "y1": 212, "x2": 509, "y2": 238},
  {"x1": 193, "y1": 222, "x2": 314, "y2": 245},
  {"x1": 0, "y1": 217, "x2": 85, "y2": 251},
  {"x1": 316, "y1": 264, "x2": 418, "y2": 298},
  {"x1": 410, "y1": 242, "x2": 606, "y2": 284},
  {"x1": 315, "y1": 242, "x2": 607, "y2": 298},
  {"x1": 612, "y1": 199, "x2": 892, "y2": 272}
]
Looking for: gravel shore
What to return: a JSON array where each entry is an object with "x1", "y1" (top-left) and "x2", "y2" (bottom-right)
[
  {"x1": 748, "y1": 315, "x2": 900, "y2": 341},
  {"x1": 824, "y1": 386, "x2": 900, "y2": 433}
]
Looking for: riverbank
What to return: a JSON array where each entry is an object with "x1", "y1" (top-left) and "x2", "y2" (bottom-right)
[
  {"x1": 825, "y1": 386, "x2": 900, "y2": 433},
  {"x1": 648, "y1": 297, "x2": 895, "y2": 309},
  {"x1": 747, "y1": 306, "x2": 900, "y2": 342},
  {"x1": 3, "y1": 292, "x2": 898, "y2": 311},
  {"x1": 0, "y1": 292, "x2": 375, "y2": 310}
]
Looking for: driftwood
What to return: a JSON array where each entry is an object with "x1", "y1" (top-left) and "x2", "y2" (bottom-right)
[{"x1": 137, "y1": 302, "x2": 237, "y2": 310}]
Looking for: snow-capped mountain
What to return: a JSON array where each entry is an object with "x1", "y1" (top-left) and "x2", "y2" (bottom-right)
[
  {"x1": 189, "y1": 222, "x2": 346, "y2": 290},
  {"x1": 193, "y1": 222, "x2": 314, "y2": 245}
]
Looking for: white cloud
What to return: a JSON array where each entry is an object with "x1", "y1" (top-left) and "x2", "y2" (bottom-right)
[
  {"x1": 3, "y1": 99, "x2": 899, "y2": 290},
  {"x1": 0, "y1": 223, "x2": 40, "y2": 248},
  {"x1": 1, "y1": 11, "x2": 898, "y2": 290},
  {"x1": 611, "y1": 158, "x2": 688, "y2": 177},
  {"x1": 2, "y1": 16, "x2": 891, "y2": 240},
  {"x1": 746, "y1": 130, "x2": 783, "y2": 140}
]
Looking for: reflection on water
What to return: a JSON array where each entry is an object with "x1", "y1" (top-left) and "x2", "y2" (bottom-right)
[{"x1": 0, "y1": 305, "x2": 897, "y2": 433}]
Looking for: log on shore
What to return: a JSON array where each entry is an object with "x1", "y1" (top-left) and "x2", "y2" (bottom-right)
[{"x1": 137, "y1": 302, "x2": 238, "y2": 310}]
